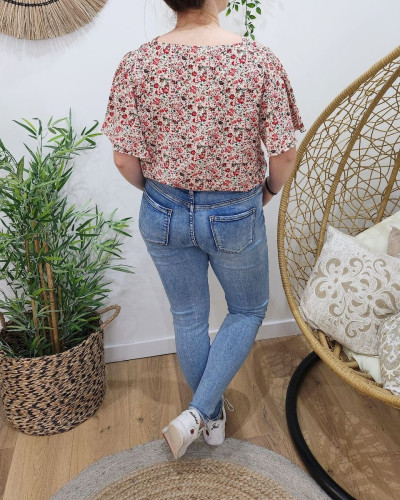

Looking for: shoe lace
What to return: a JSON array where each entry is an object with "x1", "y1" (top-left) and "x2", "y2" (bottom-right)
[
  {"x1": 205, "y1": 396, "x2": 235, "y2": 431},
  {"x1": 222, "y1": 396, "x2": 235, "y2": 412}
]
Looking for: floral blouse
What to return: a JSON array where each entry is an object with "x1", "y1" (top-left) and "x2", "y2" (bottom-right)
[{"x1": 101, "y1": 36, "x2": 305, "y2": 191}]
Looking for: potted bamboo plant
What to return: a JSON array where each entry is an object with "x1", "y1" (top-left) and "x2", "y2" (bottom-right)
[{"x1": 0, "y1": 109, "x2": 134, "y2": 435}]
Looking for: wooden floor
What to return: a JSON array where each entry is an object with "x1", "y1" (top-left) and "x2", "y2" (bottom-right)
[{"x1": 1, "y1": 334, "x2": 400, "y2": 500}]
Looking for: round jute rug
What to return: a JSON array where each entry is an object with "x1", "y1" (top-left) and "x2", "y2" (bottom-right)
[{"x1": 51, "y1": 437, "x2": 330, "y2": 500}]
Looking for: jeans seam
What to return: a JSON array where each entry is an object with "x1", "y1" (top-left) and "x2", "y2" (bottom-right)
[
  {"x1": 146, "y1": 179, "x2": 262, "y2": 209},
  {"x1": 140, "y1": 192, "x2": 172, "y2": 245},
  {"x1": 210, "y1": 208, "x2": 256, "y2": 253},
  {"x1": 143, "y1": 190, "x2": 172, "y2": 215},
  {"x1": 189, "y1": 193, "x2": 198, "y2": 246}
]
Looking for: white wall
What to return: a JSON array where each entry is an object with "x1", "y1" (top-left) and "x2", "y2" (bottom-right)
[{"x1": 0, "y1": 0, "x2": 399, "y2": 362}]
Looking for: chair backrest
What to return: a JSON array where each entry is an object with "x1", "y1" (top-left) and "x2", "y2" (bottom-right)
[{"x1": 279, "y1": 46, "x2": 400, "y2": 306}]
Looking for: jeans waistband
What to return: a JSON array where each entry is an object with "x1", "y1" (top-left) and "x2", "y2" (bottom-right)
[{"x1": 145, "y1": 179, "x2": 262, "y2": 209}]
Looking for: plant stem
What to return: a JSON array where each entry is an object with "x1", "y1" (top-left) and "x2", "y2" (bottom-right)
[
  {"x1": 57, "y1": 285, "x2": 65, "y2": 351},
  {"x1": 32, "y1": 231, "x2": 52, "y2": 344},
  {"x1": 43, "y1": 241, "x2": 60, "y2": 353},
  {"x1": 24, "y1": 239, "x2": 39, "y2": 338}
]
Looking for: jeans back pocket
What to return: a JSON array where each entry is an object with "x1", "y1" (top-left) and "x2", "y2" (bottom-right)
[
  {"x1": 209, "y1": 207, "x2": 256, "y2": 253},
  {"x1": 139, "y1": 190, "x2": 172, "y2": 245}
]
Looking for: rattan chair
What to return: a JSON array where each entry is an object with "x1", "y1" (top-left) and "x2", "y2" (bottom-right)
[{"x1": 278, "y1": 46, "x2": 400, "y2": 499}]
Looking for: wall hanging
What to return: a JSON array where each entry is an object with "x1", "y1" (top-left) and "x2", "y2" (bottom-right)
[{"x1": 0, "y1": 0, "x2": 107, "y2": 40}]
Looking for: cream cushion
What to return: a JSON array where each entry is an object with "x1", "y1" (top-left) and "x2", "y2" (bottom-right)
[
  {"x1": 341, "y1": 346, "x2": 382, "y2": 383},
  {"x1": 377, "y1": 311, "x2": 400, "y2": 395},
  {"x1": 387, "y1": 226, "x2": 400, "y2": 258},
  {"x1": 355, "y1": 209, "x2": 400, "y2": 251},
  {"x1": 299, "y1": 224, "x2": 400, "y2": 355}
]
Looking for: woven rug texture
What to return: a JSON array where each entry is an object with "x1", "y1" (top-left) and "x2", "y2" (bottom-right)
[{"x1": 51, "y1": 437, "x2": 330, "y2": 499}]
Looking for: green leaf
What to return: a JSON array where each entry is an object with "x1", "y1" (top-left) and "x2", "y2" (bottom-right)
[
  {"x1": 34, "y1": 118, "x2": 43, "y2": 136},
  {"x1": 111, "y1": 266, "x2": 135, "y2": 274},
  {"x1": 84, "y1": 121, "x2": 99, "y2": 135},
  {"x1": 47, "y1": 134, "x2": 64, "y2": 143},
  {"x1": 113, "y1": 228, "x2": 132, "y2": 237},
  {"x1": 0, "y1": 111, "x2": 135, "y2": 357},
  {"x1": 22, "y1": 142, "x2": 37, "y2": 162},
  {"x1": 31, "y1": 287, "x2": 50, "y2": 297},
  {"x1": 13, "y1": 118, "x2": 36, "y2": 135}
]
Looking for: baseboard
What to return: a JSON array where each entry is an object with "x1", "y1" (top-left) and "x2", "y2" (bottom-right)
[{"x1": 104, "y1": 318, "x2": 301, "y2": 364}]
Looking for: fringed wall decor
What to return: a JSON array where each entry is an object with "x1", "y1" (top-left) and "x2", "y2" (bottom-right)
[{"x1": 0, "y1": 0, "x2": 107, "y2": 40}]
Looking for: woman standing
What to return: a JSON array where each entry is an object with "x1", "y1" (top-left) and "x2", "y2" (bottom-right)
[{"x1": 101, "y1": 0, "x2": 305, "y2": 460}]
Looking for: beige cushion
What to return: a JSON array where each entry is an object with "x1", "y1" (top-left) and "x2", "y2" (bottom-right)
[
  {"x1": 341, "y1": 345, "x2": 382, "y2": 383},
  {"x1": 388, "y1": 226, "x2": 400, "y2": 258},
  {"x1": 299, "y1": 224, "x2": 400, "y2": 355},
  {"x1": 355, "y1": 209, "x2": 400, "y2": 252},
  {"x1": 341, "y1": 212, "x2": 400, "y2": 377},
  {"x1": 377, "y1": 311, "x2": 400, "y2": 395}
]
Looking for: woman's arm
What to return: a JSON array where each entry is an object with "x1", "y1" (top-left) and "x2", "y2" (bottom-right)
[
  {"x1": 113, "y1": 151, "x2": 146, "y2": 191},
  {"x1": 262, "y1": 146, "x2": 297, "y2": 205}
]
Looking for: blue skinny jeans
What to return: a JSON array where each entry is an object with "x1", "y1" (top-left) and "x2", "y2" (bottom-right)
[{"x1": 138, "y1": 178, "x2": 269, "y2": 424}]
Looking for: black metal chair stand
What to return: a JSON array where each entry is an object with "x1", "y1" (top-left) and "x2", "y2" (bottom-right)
[{"x1": 285, "y1": 351, "x2": 356, "y2": 500}]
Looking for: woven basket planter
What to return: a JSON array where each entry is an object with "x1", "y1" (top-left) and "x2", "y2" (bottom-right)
[{"x1": 0, "y1": 304, "x2": 120, "y2": 436}]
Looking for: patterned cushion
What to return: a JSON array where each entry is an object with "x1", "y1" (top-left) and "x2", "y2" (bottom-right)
[
  {"x1": 299, "y1": 225, "x2": 400, "y2": 355},
  {"x1": 377, "y1": 312, "x2": 400, "y2": 395},
  {"x1": 342, "y1": 213, "x2": 400, "y2": 376},
  {"x1": 388, "y1": 226, "x2": 400, "y2": 258}
]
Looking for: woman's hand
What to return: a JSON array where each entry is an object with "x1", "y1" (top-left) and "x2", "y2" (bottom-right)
[{"x1": 261, "y1": 146, "x2": 298, "y2": 206}]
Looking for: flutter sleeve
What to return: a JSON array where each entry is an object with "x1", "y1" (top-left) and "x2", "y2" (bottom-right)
[
  {"x1": 101, "y1": 52, "x2": 150, "y2": 160},
  {"x1": 259, "y1": 48, "x2": 306, "y2": 156}
]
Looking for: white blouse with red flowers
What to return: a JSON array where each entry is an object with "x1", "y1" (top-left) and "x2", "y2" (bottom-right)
[{"x1": 101, "y1": 36, "x2": 305, "y2": 192}]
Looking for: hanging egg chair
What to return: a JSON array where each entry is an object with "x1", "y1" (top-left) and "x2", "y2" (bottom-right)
[{"x1": 278, "y1": 45, "x2": 400, "y2": 499}]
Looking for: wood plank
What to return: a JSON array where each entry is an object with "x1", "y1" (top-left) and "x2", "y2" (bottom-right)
[
  {"x1": 0, "y1": 334, "x2": 399, "y2": 500},
  {"x1": 298, "y1": 355, "x2": 400, "y2": 500},
  {"x1": 0, "y1": 401, "x2": 17, "y2": 500}
]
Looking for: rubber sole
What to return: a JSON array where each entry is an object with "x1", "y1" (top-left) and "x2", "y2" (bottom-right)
[
  {"x1": 203, "y1": 431, "x2": 225, "y2": 446},
  {"x1": 162, "y1": 422, "x2": 188, "y2": 460}
]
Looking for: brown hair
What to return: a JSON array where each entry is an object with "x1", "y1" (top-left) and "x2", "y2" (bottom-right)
[{"x1": 162, "y1": 0, "x2": 206, "y2": 13}]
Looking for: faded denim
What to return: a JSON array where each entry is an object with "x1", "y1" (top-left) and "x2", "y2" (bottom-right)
[{"x1": 138, "y1": 178, "x2": 269, "y2": 424}]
